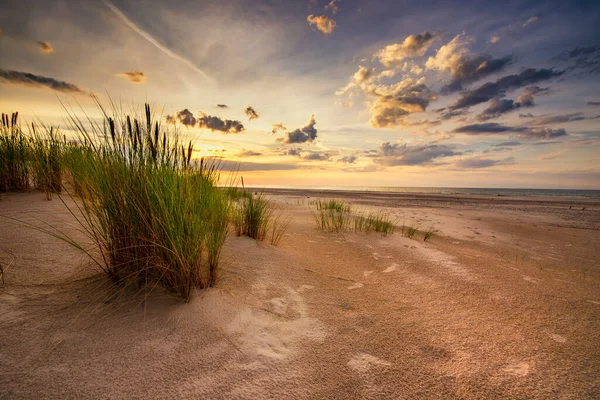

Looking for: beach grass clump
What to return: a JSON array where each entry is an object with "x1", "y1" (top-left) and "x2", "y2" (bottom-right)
[
  {"x1": 423, "y1": 225, "x2": 435, "y2": 241},
  {"x1": 314, "y1": 198, "x2": 351, "y2": 213},
  {"x1": 353, "y1": 211, "x2": 396, "y2": 236},
  {"x1": 400, "y1": 221, "x2": 419, "y2": 238},
  {"x1": 30, "y1": 125, "x2": 63, "y2": 200},
  {"x1": 311, "y1": 208, "x2": 353, "y2": 233},
  {"x1": 233, "y1": 192, "x2": 290, "y2": 244},
  {"x1": 0, "y1": 112, "x2": 30, "y2": 194},
  {"x1": 61, "y1": 102, "x2": 229, "y2": 301}
]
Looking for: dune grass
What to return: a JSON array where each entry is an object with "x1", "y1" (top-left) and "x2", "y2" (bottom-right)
[
  {"x1": 233, "y1": 191, "x2": 290, "y2": 245},
  {"x1": 54, "y1": 101, "x2": 231, "y2": 301},
  {"x1": 0, "y1": 112, "x2": 30, "y2": 194},
  {"x1": 30, "y1": 125, "x2": 63, "y2": 200},
  {"x1": 423, "y1": 225, "x2": 435, "y2": 241},
  {"x1": 311, "y1": 199, "x2": 396, "y2": 235}
]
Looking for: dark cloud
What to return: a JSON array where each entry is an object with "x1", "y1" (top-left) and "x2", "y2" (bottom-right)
[
  {"x1": 284, "y1": 148, "x2": 302, "y2": 156},
  {"x1": 119, "y1": 71, "x2": 146, "y2": 84},
  {"x1": 588, "y1": 101, "x2": 600, "y2": 106},
  {"x1": 527, "y1": 112, "x2": 586, "y2": 126},
  {"x1": 244, "y1": 105, "x2": 259, "y2": 120},
  {"x1": 453, "y1": 123, "x2": 567, "y2": 139},
  {"x1": 216, "y1": 161, "x2": 300, "y2": 172},
  {"x1": 338, "y1": 155, "x2": 358, "y2": 164},
  {"x1": 477, "y1": 86, "x2": 549, "y2": 121},
  {"x1": 450, "y1": 68, "x2": 563, "y2": 110},
  {"x1": 303, "y1": 151, "x2": 331, "y2": 161},
  {"x1": 271, "y1": 123, "x2": 286, "y2": 135},
  {"x1": 440, "y1": 55, "x2": 514, "y2": 94},
  {"x1": 0, "y1": 69, "x2": 85, "y2": 93},
  {"x1": 198, "y1": 113, "x2": 245, "y2": 134},
  {"x1": 216, "y1": 104, "x2": 228, "y2": 109},
  {"x1": 236, "y1": 149, "x2": 262, "y2": 157},
  {"x1": 519, "y1": 113, "x2": 535, "y2": 118},
  {"x1": 455, "y1": 156, "x2": 515, "y2": 169},
  {"x1": 37, "y1": 41, "x2": 53, "y2": 54},
  {"x1": 372, "y1": 142, "x2": 459, "y2": 166},
  {"x1": 492, "y1": 141, "x2": 522, "y2": 147},
  {"x1": 168, "y1": 109, "x2": 196, "y2": 127},
  {"x1": 278, "y1": 114, "x2": 317, "y2": 144},
  {"x1": 553, "y1": 45, "x2": 600, "y2": 74}
]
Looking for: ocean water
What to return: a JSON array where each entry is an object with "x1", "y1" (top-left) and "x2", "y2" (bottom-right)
[{"x1": 252, "y1": 186, "x2": 600, "y2": 199}]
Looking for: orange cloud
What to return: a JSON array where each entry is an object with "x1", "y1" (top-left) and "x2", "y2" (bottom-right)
[
  {"x1": 37, "y1": 41, "x2": 54, "y2": 54},
  {"x1": 307, "y1": 14, "x2": 336, "y2": 35},
  {"x1": 118, "y1": 71, "x2": 146, "y2": 84}
]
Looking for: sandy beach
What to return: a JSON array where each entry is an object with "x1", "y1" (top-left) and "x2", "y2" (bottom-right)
[{"x1": 1, "y1": 189, "x2": 599, "y2": 399}]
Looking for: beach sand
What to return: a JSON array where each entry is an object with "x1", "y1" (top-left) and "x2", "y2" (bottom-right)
[{"x1": 1, "y1": 190, "x2": 599, "y2": 399}]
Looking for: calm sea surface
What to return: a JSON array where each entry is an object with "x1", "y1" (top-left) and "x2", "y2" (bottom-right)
[{"x1": 250, "y1": 186, "x2": 600, "y2": 199}]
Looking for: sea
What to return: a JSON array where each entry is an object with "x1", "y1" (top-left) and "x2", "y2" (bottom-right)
[{"x1": 249, "y1": 186, "x2": 600, "y2": 199}]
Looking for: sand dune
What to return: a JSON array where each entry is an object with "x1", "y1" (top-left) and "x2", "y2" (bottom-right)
[{"x1": 1, "y1": 191, "x2": 599, "y2": 399}]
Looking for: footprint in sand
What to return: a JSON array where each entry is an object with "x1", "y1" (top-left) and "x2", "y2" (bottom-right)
[
  {"x1": 549, "y1": 333, "x2": 567, "y2": 343},
  {"x1": 348, "y1": 353, "x2": 391, "y2": 373},
  {"x1": 372, "y1": 252, "x2": 392, "y2": 260},
  {"x1": 363, "y1": 271, "x2": 373, "y2": 277},
  {"x1": 382, "y1": 263, "x2": 398, "y2": 273},
  {"x1": 298, "y1": 285, "x2": 315, "y2": 293},
  {"x1": 503, "y1": 361, "x2": 530, "y2": 377},
  {"x1": 523, "y1": 276, "x2": 540, "y2": 284},
  {"x1": 347, "y1": 283, "x2": 364, "y2": 290},
  {"x1": 307, "y1": 240, "x2": 316, "y2": 243}
]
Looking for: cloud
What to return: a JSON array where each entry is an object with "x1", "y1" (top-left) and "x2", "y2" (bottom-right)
[
  {"x1": 217, "y1": 161, "x2": 300, "y2": 172},
  {"x1": 37, "y1": 41, "x2": 54, "y2": 54},
  {"x1": 102, "y1": 0, "x2": 213, "y2": 81},
  {"x1": 553, "y1": 45, "x2": 600, "y2": 75},
  {"x1": 284, "y1": 148, "x2": 302, "y2": 156},
  {"x1": 450, "y1": 68, "x2": 563, "y2": 110},
  {"x1": 302, "y1": 151, "x2": 332, "y2": 161},
  {"x1": 588, "y1": 101, "x2": 600, "y2": 106},
  {"x1": 167, "y1": 109, "x2": 196, "y2": 127},
  {"x1": 197, "y1": 113, "x2": 245, "y2": 133},
  {"x1": 489, "y1": 36, "x2": 500, "y2": 44},
  {"x1": 425, "y1": 34, "x2": 513, "y2": 93},
  {"x1": 538, "y1": 150, "x2": 565, "y2": 160},
  {"x1": 492, "y1": 141, "x2": 522, "y2": 147},
  {"x1": 0, "y1": 69, "x2": 85, "y2": 93},
  {"x1": 526, "y1": 112, "x2": 586, "y2": 126},
  {"x1": 371, "y1": 142, "x2": 459, "y2": 166},
  {"x1": 307, "y1": 14, "x2": 336, "y2": 35},
  {"x1": 236, "y1": 149, "x2": 263, "y2": 157},
  {"x1": 453, "y1": 123, "x2": 567, "y2": 139},
  {"x1": 369, "y1": 82, "x2": 436, "y2": 128},
  {"x1": 477, "y1": 86, "x2": 549, "y2": 121},
  {"x1": 336, "y1": 65, "x2": 375, "y2": 95},
  {"x1": 271, "y1": 123, "x2": 287, "y2": 134},
  {"x1": 339, "y1": 155, "x2": 358, "y2": 163},
  {"x1": 278, "y1": 114, "x2": 318, "y2": 144},
  {"x1": 376, "y1": 31, "x2": 441, "y2": 67},
  {"x1": 522, "y1": 16, "x2": 539, "y2": 28},
  {"x1": 325, "y1": 0, "x2": 340, "y2": 14},
  {"x1": 519, "y1": 113, "x2": 535, "y2": 118},
  {"x1": 244, "y1": 105, "x2": 259, "y2": 120},
  {"x1": 455, "y1": 156, "x2": 515, "y2": 169},
  {"x1": 118, "y1": 71, "x2": 146, "y2": 84},
  {"x1": 216, "y1": 104, "x2": 228, "y2": 109}
]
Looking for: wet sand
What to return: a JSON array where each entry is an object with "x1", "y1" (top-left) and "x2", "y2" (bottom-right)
[{"x1": 1, "y1": 190, "x2": 599, "y2": 399}]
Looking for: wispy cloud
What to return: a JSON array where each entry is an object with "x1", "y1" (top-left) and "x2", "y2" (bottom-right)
[
  {"x1": 118, "y1": 71, "x2": 146, "y2": 84},
  {"x1": 522, "y1": 16, "x2": 539, "y2": 28},
  {"x1": 0, "y1": 69, "x2": 85, "y2": 93},
  {"x1": 102, "y1": 0, "x2": 213, "y2": 81},
  {"x1": 37, "y1": 41, "x2": 54, "y2": 54},
  {"x1": 325, "y1": 0, "x2": 341, "y2": 15}
]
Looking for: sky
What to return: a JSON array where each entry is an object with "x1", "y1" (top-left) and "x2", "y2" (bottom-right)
[{"x1": 1, "y1": 0, "x2": 599, "y2": 189}]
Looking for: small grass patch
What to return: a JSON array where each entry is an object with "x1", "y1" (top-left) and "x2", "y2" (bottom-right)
[{"x1": 233, "y1": 192, "x2": 290, "y2": 245}]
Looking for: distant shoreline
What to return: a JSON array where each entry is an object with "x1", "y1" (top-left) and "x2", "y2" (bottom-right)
[{"x1": 243, "y1": 186, "x2": 600, "y2": 201}]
